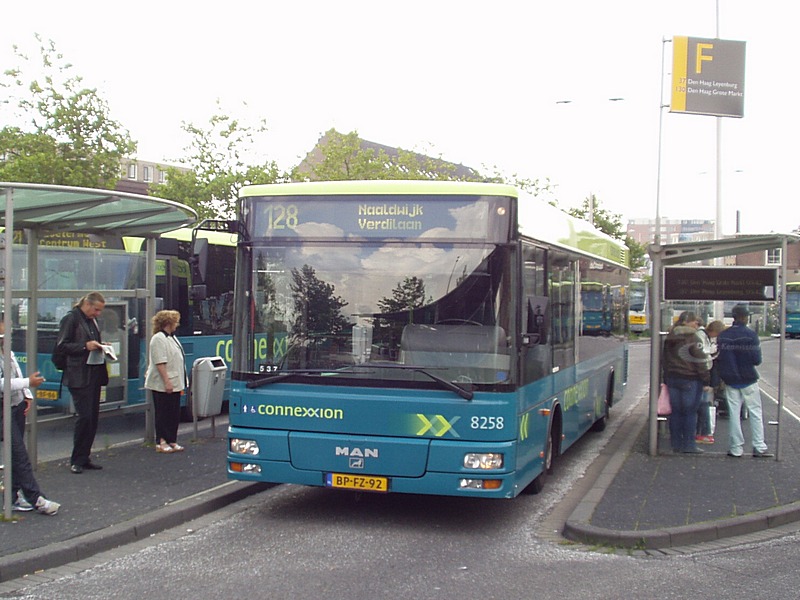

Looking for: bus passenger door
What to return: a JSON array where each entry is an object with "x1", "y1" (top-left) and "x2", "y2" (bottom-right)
[{"x1": 98, "y1": 303, "x2": 129, "y2": 407}]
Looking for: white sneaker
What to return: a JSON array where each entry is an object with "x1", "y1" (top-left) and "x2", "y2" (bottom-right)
[
  {"x1": 13, "y1": 490, "x2": 34, "y2": 512},
  {"x1": 35, "y1": 496, "x2": 60, "y2": 515}
]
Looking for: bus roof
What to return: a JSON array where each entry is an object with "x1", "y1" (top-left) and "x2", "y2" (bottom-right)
[
  {"x1": 240, "y1": 180, "x2": 628, "y2": 269},
  {"x1": 517, "y1": 191, "x2": 628, "y2": 268},
  {"x1": 124, "y1": 226, "x2": 238, "y2": 252},
  {"x1": 241, "y1": 179, "x2": 519, "y2": 198}
]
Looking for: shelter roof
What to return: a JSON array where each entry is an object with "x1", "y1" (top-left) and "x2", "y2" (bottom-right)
[
  {"x1": 649, "y1": 233, "x2": 800, "y2": 266},
  {"x1": 0, "y1": 182, "x2": 196, "y2": 237}
]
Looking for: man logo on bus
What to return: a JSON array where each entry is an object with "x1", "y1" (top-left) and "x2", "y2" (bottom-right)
[{"x1": 335, "y1": 447, "x2": 379, "y2": 458}]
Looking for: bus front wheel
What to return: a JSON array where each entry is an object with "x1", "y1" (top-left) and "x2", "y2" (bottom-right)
[{"x1": 523, "y1": 418, "x2": 559, "y2": 495}]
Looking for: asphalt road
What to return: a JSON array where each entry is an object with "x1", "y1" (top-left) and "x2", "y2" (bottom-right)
[{"x1": 8, "y1": 341, "x2": 800, "y2": 599}]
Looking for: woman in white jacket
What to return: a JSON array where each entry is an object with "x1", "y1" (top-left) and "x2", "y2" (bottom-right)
[
  {"x1": 144, "y1": 310, "x2": 188, "y2": 453},
  {"x1": 695, "y1": 319, "x2": 725, "y2": 444}
]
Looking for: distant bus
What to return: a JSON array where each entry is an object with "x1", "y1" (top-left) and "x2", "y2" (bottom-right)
[
  {"x1": 580, "y1": 281, "x2": 612, "y2": 335},
  {"x1": 784, "y1": 282, "x2": 800, "y2": 338},
  {"x1": 8, "y1": 226, "x2": 235, "y2": 417},
  {"x1": 226, "y1": 180, "x2": 630, "y2": 498},
  {"x1": 629, "y1": 278, "x2": 648, "y2": 333}
]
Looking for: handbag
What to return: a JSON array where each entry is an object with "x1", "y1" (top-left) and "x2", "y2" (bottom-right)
[{"x1": 657, "y1": 383, "x2": 672, "y2": 416}]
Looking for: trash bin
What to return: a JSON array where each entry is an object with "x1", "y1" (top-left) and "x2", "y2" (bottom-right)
[{"x1": 192, "y1": 356, "x2": 227, "y2": 417}]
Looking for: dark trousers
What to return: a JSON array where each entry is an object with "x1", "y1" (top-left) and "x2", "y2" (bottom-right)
[
  {"x1": 70, "y1": 368, "x2": 104, "y2": 467},
  {"x1": 7, "y1": 402, "x2": 43, "y2": 504},
  {"x1": 153, "y1": 391, "x2": 181, "y2": 444}
]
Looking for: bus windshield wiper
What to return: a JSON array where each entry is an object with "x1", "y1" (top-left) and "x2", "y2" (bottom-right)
[
  {"x1": 246, "y1": 364, "x2": 474, "y2": 400},
  {"x1": 411, "y1": 367, "x2": 474, "y2": 401},
  {"x1": 246, "y1": 369, "x2": 343, "y2": 389},
  {"x1": 350, "y1": 363, "x2": 474, "y2": 401}
]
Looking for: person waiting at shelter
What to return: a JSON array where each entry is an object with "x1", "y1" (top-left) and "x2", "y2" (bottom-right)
[
  {"x1": 0, "y1": 313, "x2": 61, "y2": 515},
  {"x1": 662, "y1": 311, "x2": 711, "y2": 454},
  {"x1": 695, "y1": 319, "x2": 725, "y2": 444},
  {"x1": 716, "y1": 304, "x2": 773, "y2": 458}
]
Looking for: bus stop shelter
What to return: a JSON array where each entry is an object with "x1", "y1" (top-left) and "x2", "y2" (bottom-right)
[
  {"x1": 648, "y1": 233, "x2": 800, "y2": 458},
  {"x1": 1, "y1": 182, "x2": 197, "y2": 519}
]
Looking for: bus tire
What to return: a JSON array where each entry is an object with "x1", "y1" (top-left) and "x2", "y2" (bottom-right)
[
  {"x1": 523, "y1": 413, "x2": 560, "y2": 495},
  {"x1": 590, "y1": 372, "x2": 615, "y2": 432}
]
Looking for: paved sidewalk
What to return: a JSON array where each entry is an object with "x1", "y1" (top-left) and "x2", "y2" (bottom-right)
[
  {"x1": 565, "y1": 387, "x2": 800, "y2": 549},
  {"x1": 1, "y1": 422, "x2": 269, "y2": 583}
]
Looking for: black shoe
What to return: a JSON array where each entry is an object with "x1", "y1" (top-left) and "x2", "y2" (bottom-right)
[
  {"x1": 752, "y1": 449, "x2": 774, "y2": 458},
  {"x1": 727, "y1": 452, "x2": 742, "y2": 458},
  {"x1": 682, "y1": 448, "x2": 704, "y2": 454},
  {"x1": 83, "y1": 462, "x2": 103, "y2": 470},
  {"x1": 70, "y1": 464, "x2": 83, "y2": 474}
]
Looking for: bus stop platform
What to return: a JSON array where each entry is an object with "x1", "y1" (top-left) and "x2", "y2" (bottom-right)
[
  {"x1": 0, "y1": 418, "x2": 270, "y2": 585},
  {"x1": 564, "y1": 386, "x2": 800, "y2": 551}
]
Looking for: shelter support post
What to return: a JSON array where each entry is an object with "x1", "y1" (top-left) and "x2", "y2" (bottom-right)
[
  {"x1": 648, "y1": 248, "x2": 663, "y2": 456},
  {"x1": 25, "y1": 229, "x2": 39, "y2": 467},
  {"x1": 2, "y1": 188, "x2": 13, "y2": 520},
  {"x1": 776, "y1": 236, "x2": 788, "y2": 461},
  {"x1": 144, "y1": 238, "x2": 157, "y2": 444}
]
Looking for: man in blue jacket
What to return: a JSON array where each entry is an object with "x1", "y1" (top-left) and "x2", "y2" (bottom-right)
[{"x1": 716, "y1": 304, "x2": 773, "y2": 458}]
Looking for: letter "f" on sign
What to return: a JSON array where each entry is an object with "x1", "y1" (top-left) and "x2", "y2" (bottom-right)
[{"x1": 695, "y1": 42, "x2": 713, "y2": 73}]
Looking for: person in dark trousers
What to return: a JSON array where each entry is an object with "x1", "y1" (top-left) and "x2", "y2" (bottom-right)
[
  {"x1": 1, "y1": 314, "x2": 60, "y2": 514},
  {"x1": 144, "y1": 310, "x2": 188, "y2": 453},
  {"x1": 662, "y1": 311, "x2": 711, "y2": 454},
  {"x1": 695, "y1": 319, "x2": 725, "y2": 444},
  {"x1": 55, "y1": 292, "x2": 109, "y2": 474},
  {"x1": 716, "y1": 304, "x2": 773, "y2": 458}
]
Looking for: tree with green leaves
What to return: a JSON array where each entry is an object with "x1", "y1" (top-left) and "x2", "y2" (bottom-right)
[
  {"x1": 293, "y1": 129, "x2": 476, "y2": 182},
  {"x1": 0, "y1": 35, "x2": 136, "y2": 187},
  {"x1": 151, "y1": 105, "x2": 287, "y2": 219},
  {"x1": 293, "y1": 129, "x2": 557, "y2": 197},
  {"x1": 624, "y1": 235, "x2": 648, "y2": 272}
]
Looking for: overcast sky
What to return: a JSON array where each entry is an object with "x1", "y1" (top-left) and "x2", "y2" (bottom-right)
[{"x1": 3, "y1": 1, "x2": 797, "y2": 235}]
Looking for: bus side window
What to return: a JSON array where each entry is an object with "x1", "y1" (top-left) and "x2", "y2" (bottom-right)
[
  {"x1": 522, "y1": 245, "x2": 550, "y2": 383},
  {"x1": 526, "y1": 297, "x2": 548, "y2": 345},
  {"x1": 522, "y1": 244, "x2": 548, "y2": 345}
]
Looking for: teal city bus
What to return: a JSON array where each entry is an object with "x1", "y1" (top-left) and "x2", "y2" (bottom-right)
[
  {"x1": 580, "y1": 281, "x2": 612, "y2": 335},
  {"x1": 784, "y1": 282, "x2": 800, "y2": 338},
  {"x1": 227, "y1": 181, "x2": 629, "y2": 498}
]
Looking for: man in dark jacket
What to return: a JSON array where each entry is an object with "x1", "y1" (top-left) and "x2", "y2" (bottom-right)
[
  {"x1": 55, "y1": 292, "x2": 109, "y2": 473},
  {"x1": 716, "y1": 304, "x2": 773, "y2": 458}
]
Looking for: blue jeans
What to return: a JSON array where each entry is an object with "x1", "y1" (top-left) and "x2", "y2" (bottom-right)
[{"x1": 666, "y1": 376, "x2": 704, "y2": 452}]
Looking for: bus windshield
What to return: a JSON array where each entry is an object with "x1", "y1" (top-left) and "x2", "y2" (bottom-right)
[{"x1": 240, "y1": 241, "x2": 512, "y2": 386}]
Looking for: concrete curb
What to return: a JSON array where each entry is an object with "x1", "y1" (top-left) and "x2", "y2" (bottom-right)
[
  {"x1": 0, "y1": 481, "x2": 270, "y2": 583},
  {"x1": 563, "y1": 393, "x2": 800, "y2": 549}
]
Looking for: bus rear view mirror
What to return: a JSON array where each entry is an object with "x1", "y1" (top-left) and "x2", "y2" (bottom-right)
[{"x1": 190, "y1": 237, "x2": 209, "y2": 284}]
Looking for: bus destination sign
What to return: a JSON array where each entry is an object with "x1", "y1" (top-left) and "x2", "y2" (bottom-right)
[{"x1": 251, "y1": 195, "x2": 506, "y2": 241}]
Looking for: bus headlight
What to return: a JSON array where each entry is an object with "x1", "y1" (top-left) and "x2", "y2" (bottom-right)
[
  {"x1": 230, "y1": 462, "x2": 262, "y2": 474},
  {"x1": 463, "y1": 453, "x2": 504, "y2": 470},
  {"x1": 230, "y1": 438, "x2": 260, "y2": 455},
  {"x1": 459, "y1": 479, "x2": 502, "y2": 490}
]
